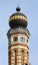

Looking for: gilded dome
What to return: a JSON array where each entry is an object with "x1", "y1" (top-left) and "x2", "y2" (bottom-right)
[{"x1": 9, "y1": 7, "x2": 28, "y2": 28}]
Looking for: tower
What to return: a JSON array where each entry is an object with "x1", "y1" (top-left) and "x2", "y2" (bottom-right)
[{"x1": 7, "y1": 7, "x2": 30, "y2": 65}]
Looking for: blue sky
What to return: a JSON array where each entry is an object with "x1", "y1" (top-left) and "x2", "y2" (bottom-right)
[{"x1": 0, "y1": 0, "x2": 38, "y2": 65}]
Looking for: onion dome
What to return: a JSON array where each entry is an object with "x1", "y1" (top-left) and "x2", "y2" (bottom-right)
[{"x1": 9, "y1": 7, "x2": 28, "y2": 28}]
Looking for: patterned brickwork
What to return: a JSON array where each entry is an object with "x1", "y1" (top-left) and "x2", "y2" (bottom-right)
[{"x1": 7, "y1": 28, "x2": 30, "y2": 65}]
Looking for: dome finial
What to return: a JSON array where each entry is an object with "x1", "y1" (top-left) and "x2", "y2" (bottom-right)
[
  {"x1": 16, "y1": 7, "x2": 21, "y2": 12},
  {"x1": 16, "y1": 0, "x2": 21, "y2": 12}
]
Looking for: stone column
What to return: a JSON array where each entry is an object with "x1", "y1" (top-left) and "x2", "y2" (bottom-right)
[{"x1": 17, "y1": 48, "x2": 22, "y2": 65}]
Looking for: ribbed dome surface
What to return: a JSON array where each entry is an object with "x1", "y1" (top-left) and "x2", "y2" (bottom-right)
[{"x1": 9, "y1": 10, "x2": 28, "y2": 28}]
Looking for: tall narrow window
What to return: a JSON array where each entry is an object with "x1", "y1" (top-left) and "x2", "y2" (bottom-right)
[
  {"x1": 14, "y1": 50, "x2": 17, "y2": 65},
  {"x1": 21, "y1": 50, "x2": 24, "y2": 65},
  {"x1": 25, "y1": 63, "x2": 28, "y2": 65}
]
